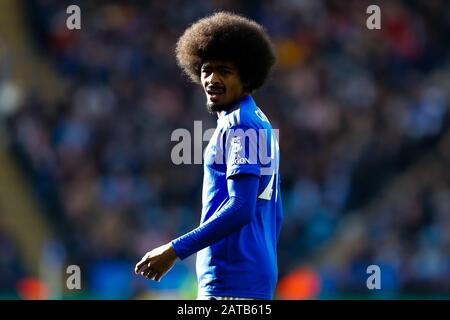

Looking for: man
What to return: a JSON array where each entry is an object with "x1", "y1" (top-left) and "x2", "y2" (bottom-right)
[{"x1": 135, "y1": 12, "x2": 283, "y2": 300}]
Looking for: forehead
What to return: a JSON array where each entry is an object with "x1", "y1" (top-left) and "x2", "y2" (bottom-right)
[{"x1": 201, "y1": 60, "x2": 237, "y2": 69}]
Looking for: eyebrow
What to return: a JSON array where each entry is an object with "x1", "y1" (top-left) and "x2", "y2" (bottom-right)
[{"x1": 201, "y1": 64, "x2": 233, "y2": 70}]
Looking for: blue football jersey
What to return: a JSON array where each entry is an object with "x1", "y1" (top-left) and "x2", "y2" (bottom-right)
[{"x1": 197, "y1": 95, "x2": 283, "y2": 299}]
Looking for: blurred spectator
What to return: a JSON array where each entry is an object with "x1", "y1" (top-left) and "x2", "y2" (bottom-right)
[{"x1": 0, "y1": 224, "x2": 27, "y2": 297}]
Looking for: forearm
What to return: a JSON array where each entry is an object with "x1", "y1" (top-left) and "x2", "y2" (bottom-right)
[{"x1": 171, "y1": 174, "x2": 259, "y2": 259}]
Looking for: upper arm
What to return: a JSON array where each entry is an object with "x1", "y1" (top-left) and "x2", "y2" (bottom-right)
[
  {"x1": 224, "y1": 124, "x2": 261, "y2": 179},
  {"x1": 227, "y1": 174, "x2": 260, "y2": 199}
]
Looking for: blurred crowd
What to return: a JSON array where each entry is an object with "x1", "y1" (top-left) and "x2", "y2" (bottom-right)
[
  {"x1": 2, "y1": 0, "x2": 449, "y2": 298},
  {"x1": 0, "y1": 224, "x2": 25, "y2": 298}
]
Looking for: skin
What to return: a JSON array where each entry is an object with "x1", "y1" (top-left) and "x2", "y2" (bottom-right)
[
  {"x1": 200, "y1": 60, "x2": 249, "y2": 115},
  {"x1": 135, "y1": 60, "x2": 249, "y2": 282},
  {"x1": 135, "y1": 242, "x2": 177, "y2": 282}
]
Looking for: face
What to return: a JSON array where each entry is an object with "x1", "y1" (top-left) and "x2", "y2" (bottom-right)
[{"x1": 201, "y1": 60, "x2": 247, "y2": 113}]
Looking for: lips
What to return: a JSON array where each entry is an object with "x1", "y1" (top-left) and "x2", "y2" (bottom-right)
[
  {"x1": 207, "y1": 87, "x2": 225, "y2": 94},
  {"x1": 207, "y1": 87, "x2": 225, "y2": 101}
]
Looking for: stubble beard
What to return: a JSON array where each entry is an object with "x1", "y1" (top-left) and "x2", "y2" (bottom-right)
[{"x1": 206, "y1": 101, "x2": 234, "y2": 114}]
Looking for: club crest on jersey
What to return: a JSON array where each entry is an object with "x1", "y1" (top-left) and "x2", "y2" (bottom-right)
[
  {"x1": 231, "y1": 136, "x2": 243, "y2": 154},
  {"x1": 230, "y1": 136, "x2": 249, "y2": 165}
]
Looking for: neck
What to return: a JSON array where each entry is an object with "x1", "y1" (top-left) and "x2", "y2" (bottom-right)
[{"x1": 216, "y1": 95, "x2": 248, "y2": 118}]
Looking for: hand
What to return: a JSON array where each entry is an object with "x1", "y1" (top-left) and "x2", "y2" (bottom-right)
[{"x1": 134, "y1": 242, "x2": 178, "y2": 282}]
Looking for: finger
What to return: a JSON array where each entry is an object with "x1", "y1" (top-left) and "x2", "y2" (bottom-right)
[
  {"x1": 135, "y1": 262, "x2": 145, "y2": 275},
  {"x1": 135, "y1": 256, "x2": 150, "y2": 274},
  {"x1": 135, "y1": 261, "x2": 145, "y2": 274},
  {"x1": 146, "y1": 270, "x2": 158, "y2": 281},
  {"x1": 138, "y1": 262, "x2": 152, "y2": 276},
  {"x1": 142, "y1": 269, "x2": 152, "y2": 278},
  {"x1": 154, "y1": 272, "x2": 163, "y2": 282}
]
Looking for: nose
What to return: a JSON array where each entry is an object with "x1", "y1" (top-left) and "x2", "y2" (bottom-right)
[{"x1": 206, "y1": 71, "x2": 221, "y2": 86}]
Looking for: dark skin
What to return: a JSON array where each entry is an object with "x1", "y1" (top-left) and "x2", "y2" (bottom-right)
[
  {"x1": 134, "y1": 242, "x2": 178, "y2": 282},
  {"x1": 201, "y1": 60, "x2": 250, "y2": 113},
  {"x1": 135, "y1": 60, "x2": 249, "y2": 282}
]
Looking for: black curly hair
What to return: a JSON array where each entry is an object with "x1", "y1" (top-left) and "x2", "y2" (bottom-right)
[{"x1": 176, "y1": 11, "x2": 276, "y2": 92}]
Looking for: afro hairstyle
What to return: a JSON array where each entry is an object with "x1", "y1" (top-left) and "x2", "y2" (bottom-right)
[{"x1": 175, "y1": 11, "x2": 276, "y2": 92}]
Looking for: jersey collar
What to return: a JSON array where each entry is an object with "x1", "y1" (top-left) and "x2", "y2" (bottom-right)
[{"x1": 217, "y1": 95, "x2": 252, "y2": 123}]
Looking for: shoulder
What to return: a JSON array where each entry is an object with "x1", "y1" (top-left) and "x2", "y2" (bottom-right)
[{"x1": 223, "y1": 97, "x2": 268, "y2": 131}]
